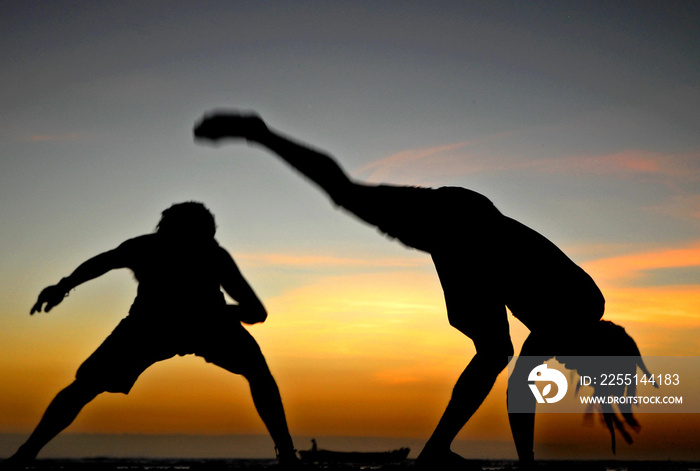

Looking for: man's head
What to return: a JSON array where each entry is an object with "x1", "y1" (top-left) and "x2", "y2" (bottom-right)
[
  {"x1": 156, "y1": 202, "x2": 217, "y2": 240},
  {"x1": 558, "y1": 320, "x2": 652, "y2": 453}
]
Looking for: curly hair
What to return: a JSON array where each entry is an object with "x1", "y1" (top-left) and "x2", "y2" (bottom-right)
[
  {"x1": 156, "y1": 202, "x2": 217, "y2": 240},
  {"x1": 561, "y1": 320, "x2": 653, "y2": 453}
]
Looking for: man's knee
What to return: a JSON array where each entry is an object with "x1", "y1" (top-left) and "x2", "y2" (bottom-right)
[
  {"x1": 243, "y1": 367, "x2": 281, "y2": 395},
  {"x1": 60, "y1": 379, "x2": 105, "y2": 403},
  {"x1": 236, "y1": 355, "x2": 275, "y2": 384},
  {"x1": 475, "y1": 339, "x2": 514, "y2": 370}
]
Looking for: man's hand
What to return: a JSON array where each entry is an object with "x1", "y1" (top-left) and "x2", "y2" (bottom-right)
[
  {"x1": 30, "y1": 284, "x2": 68, "y2": 314},
  {"x1": 223, "y1": 303, "x2": 267, "y2": 325},
  {"x1": 193, "y1": 111, "x2": 269, "y2": 144}
]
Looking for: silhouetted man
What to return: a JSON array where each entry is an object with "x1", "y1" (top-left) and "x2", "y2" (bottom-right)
[
  {"x1": 193, "y1": 111, "x2": 645, "y2": 469},
  {"x1": 2, "y1": 202, "x2": 300, "y2": 470}
]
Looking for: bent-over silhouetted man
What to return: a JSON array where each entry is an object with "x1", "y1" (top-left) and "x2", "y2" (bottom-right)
[
  {"x1": 2, "y1": 202, "x2": 300, "y2": 470},
  {"x1": 193, "y1": 111, "x2": 646, "y2": 469}
]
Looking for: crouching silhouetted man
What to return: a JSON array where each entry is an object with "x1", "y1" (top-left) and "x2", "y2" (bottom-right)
[{"x1": 2, "y1": 202, "x2": 300, "y2": 469}]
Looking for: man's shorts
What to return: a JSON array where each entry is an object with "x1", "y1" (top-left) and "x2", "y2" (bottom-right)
[
  {"x1": 431, "y1": 246, "x2": 513, "y2": 354},
  {"x1": 75, "y1": 310, "x2": 265, "y2": 394},
  {"x1": 340, "y1": 184, "x2": 510, "y2": 349}
]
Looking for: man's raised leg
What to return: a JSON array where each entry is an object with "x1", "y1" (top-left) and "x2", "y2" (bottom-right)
[{"x1": 195, "y1": 112, "x2": 356, "y2": 208}]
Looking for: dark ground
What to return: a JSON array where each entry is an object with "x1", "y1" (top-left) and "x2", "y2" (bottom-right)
[{"x1": 14, "y1": 459, "x2": 700, "y2": 471}]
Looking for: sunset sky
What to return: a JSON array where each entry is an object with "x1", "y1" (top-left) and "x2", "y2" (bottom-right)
[{"x1": 1, "y1": 1, "x2": 699, "y2": 462}]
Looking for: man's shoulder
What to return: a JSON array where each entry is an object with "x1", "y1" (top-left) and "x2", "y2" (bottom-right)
[
  {"x1": 213, "y1": 242, "x2": 235, "y2": 262},
  {"x1": 120, "y1": 233, "x2": 156, "y2": 245},
  {"x1": 116, "y1": 233, "x2": 158, "y2": 254}
]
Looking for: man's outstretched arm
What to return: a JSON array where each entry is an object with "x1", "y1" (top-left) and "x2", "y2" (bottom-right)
[
  {"x1": 30, "y1": 248, "x2": 126, "y2": 314},
  {"x1": 218, "y1": 248, "x2": 267, "y2": 324}
]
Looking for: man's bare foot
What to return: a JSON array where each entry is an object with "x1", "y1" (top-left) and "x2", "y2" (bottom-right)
[
  {"x1": 193, "y1": 111, "x2": 269, "y2": 143},
  {"x1": 0, "y1": 453, "x2": 32, "y2": 471}
]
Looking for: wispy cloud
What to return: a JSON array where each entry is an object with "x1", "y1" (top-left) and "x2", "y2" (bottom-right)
[
  {"x1": 355, "y1": 141, "x2": 475, "y2": 183},
  {"x1": 526, "y1": 149, "x2": 700, "y2": 183},
  {"x1": 357, "y1": 143, "x2": 700, "y2": 185},
  {"x1": 601, "y1": 284, "x2": 700, "y2": 335},
  {"x1": 583, "y1": 241, "x2": 700, "y2": 285},
  {"x1": 570, "y1": 244, "x2": 700, "y2": 343},
  {"x1": 645, "y1": 194, "x2": 700, "y2": 222},
  {"x1": 353, "y1": 133, "x2": 514, "y2": 184}
]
